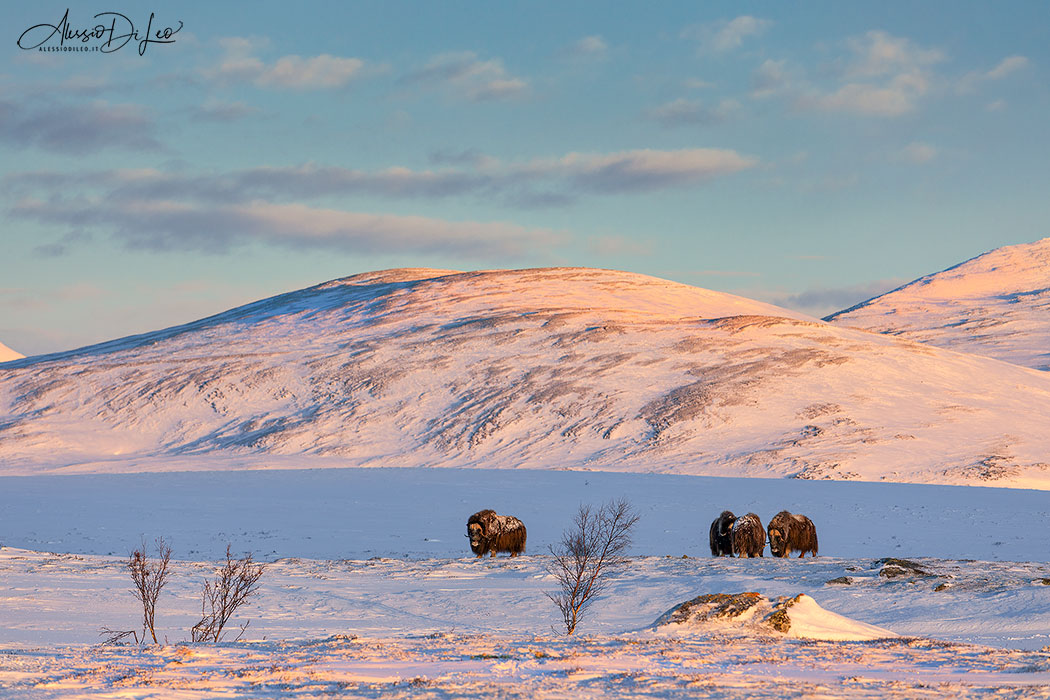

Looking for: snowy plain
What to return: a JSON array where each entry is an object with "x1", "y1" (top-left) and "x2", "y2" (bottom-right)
[
  {"x1": 3, "y1": 262, "x2": 1050, "y2": 697},
  {"x1": 3, "y1": 467, "x2": 1050, "y2": 697}
]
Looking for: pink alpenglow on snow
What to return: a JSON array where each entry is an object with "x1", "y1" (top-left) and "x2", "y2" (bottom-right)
[
  {"x1": 827, "y1": 237, "x2": 1050, "y2": 371},
  {"x1": 1, "y1": 267, "x2": 1050, "y2": 489},
  {"x1": 0, "y1": 340, "x2": 24, "y2": 363}
]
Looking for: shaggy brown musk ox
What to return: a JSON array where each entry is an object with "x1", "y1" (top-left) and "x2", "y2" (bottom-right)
[
  {"x1": 709, "y1": 510, "x2": 736, "y2": 557},
  {"x1": 466, "y1": 509, "x2": 527, "y2": 557},
  {"x1": 767, "y1": 510, "x2": 818, "y2": 558},
  {"x1": 731, "y1": 512, "x2": 765, "y2": 558}
]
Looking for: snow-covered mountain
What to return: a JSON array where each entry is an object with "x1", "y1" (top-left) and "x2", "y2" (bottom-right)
[
  {"x1": 826, "y1": 238, "x2": 1050, "y2": 371},
  {"x1": 2, "y1": 267, "x2": 1049, "y2": 487},
  {"x1": 0, "y1": 340, "x2": 23, "y2": 363}
]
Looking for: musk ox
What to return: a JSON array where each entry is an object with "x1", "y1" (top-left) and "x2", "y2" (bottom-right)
[
  {"x1": 709, "y1": 510, "x2": 736, "y2": 557},
  {"x1": 731, "y1": 512, "x2": 765, "y2": 558},
  {"x1": 466, "y1": 509, "x2": 527, "y2": 557},
  {"x1": 767, "y1": 511, "x2": 818, "y2": 558}
]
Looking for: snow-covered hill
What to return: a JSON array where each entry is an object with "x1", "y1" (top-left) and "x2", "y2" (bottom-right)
[
  {"x1": 2, "y1": 267, "x2": 1050, "y2": 488},
  {"x1": 826, "y1": 238, "x2": 1050, "y2": 371},
  {"x1": 0, "y1": 340, "x2": 23, "y2": 363}
]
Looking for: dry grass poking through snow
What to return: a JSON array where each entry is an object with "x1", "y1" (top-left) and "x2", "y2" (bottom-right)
[{"x1": 4, "y1": 633, "x2": 1050, "y2": 699}]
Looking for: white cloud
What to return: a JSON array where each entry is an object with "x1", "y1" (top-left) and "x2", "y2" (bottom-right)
[
  {"x1": 568, "y1": 35, "x2": 608, "y2": 59},
  {"x1": 802, "y1": 32, "x2": 940, "y2": 117},
  {"x1": 958, "y1": 55, "x2": 1029, "y2": 93},
  {"x1": 257, "y1": 55, "x2": 364, "y2": 89},
  {"x1": 751, "y1": 59, "x2": 790, "y2": 98},
  {"x1": 206, "y1": 38, "x2": 365, "y2": 90},
  {"x1": 845, "y1": 30, "x2": 944, "y2": 77},
  {"x1": 683, "y1": 16, "x2": 771, "y2": 53},
  {"x1": 810, "y1": 74, "x2": 926, "y2": 117},
  {"x1": 712, "y1": 16, "x2": 771, "y2": 52},
  {"x1": 11, "y1": 196, "x2": 562, "y2": 257},
  {"x1": 986, "y1": 55, "x2": 1028, "y2": 80},
  {"x1": 895, "y1": 142, "x2": 938, "y2": 164},
  {"x1": 525, "y1": 148, "x2": 758, "y2": 192},
  {"x1": 402, "y1": 51, "x2": 529, "y2": 102}
]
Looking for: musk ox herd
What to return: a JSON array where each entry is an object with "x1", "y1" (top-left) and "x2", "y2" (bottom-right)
[
  {"x1": 465, "y1": 508, "x2": 817, "y2": 559},
  {"x1": 708, "y1": 510, "x2": 818, "y2": 558}
]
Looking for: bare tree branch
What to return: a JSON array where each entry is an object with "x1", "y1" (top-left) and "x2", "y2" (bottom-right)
[
  {"x1": 127, "y1": 537, "x2": 172, "y2": 644},
  {"x1": 191, "y1": 544, "x2": 264, "y2": 643},
  {"x1": 546, "y1": 498, "x2": 640, "y2": 635}
]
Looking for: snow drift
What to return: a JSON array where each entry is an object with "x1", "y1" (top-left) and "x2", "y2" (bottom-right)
[
  {"x1": 651, "y1": 592, "x2": 897, "y2": 641},
  {"x1": 2, "y1": 267, "x2": 1050, "y2": 487}
]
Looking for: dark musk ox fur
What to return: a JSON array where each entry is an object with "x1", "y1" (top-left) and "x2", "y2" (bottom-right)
[
  {"x1": 731, "y1": 512, "x2": 765, "y2": 558},
  {"x1": 466, "y1": 509, "x2": 527, "y2": 557},
  {"x1": 709, "y1": 510, "x2": 736, "y2": 557},
  {"x1": 767, "y1": 511, "x2": 818, "y2": 558}
]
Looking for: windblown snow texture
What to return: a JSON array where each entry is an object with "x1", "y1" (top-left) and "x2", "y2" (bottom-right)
[
  {"x1": 2, "y1": 267, "x2": 1050, "y2": 488},
  {"x1": 827, "y1": 237, "x2": 1050, "y2": 371}
]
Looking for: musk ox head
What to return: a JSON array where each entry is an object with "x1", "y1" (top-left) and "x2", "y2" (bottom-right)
[
  {"x1": 716, "y1": 510, "x2": 736, "y2": 537},
  {"x1": 766, "y1": 510, "x2": 817, "y2": 558},
  {"x1": 467, "y1": 509, "x2": 497, "y2": 553},
  {"x1": 768, "y1": 527, "x2": 787, "y2": 557}
]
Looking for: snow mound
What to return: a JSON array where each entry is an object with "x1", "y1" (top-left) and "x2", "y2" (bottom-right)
[
  {"x1": 651, "y1": 592, "x2": 897, "y2": 641},
  {"x1": 0, "y1": 340, "x2": 23, "y2": 363},
  {"x1": 2, "y1": 266, "x2": 1050, "y2": 488},
  {"x1": 827, "y1": 238, "x2": 1050, "y2": 370}
]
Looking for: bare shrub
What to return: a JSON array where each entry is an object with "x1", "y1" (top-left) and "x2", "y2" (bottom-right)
[
  {"x1": 191, "y1": 545, "x2": 264, "y2": 643},
  {"x1": 97, "y1": 627, "x2": 139, "y2": 646},
  {"x1": 128, "y1": 537, "x2": 172, "y2": 644},
  {"x1": 546, "y1": 498, "x2": 640, "y2": 635}
]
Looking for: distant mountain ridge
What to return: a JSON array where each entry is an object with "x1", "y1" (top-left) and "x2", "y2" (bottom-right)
[
  {"x1": 826, "y1": 238, "x2": 1050, "y2": 371},
  {"x1": 2, "y1": 267, "x2": 1049, "y2": 488},
  {"x1": 0, "y1": 341, "x2": 23, "y2": 363}
]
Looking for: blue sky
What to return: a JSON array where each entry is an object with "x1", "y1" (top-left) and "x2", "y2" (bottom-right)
[{"x1": 2, "y1": 1, "x2": 1048, "y2": 354}]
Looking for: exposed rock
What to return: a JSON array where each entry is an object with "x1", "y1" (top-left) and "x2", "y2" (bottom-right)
[
  {"x1": 660, "y1": 592, "x2": 763, "y2": 626},
  {"x1": 876, "y1": 557, "x2": 930, "y2": 578}
]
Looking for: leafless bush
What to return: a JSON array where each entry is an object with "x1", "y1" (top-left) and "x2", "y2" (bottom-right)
[
  {"x1": 546, "y1": 498, "x2": 640, "y2": 635},
  {"x1": 128, "y1": 537, "x2": 172, "y2": 644},
  {"x1": 97, "y1": 627, "x2": 139, "y2": 646},
  {"x1": 191, "y1": 545, "x2": 264, "y2": 643}
]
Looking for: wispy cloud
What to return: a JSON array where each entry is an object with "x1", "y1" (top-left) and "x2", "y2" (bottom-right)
[
  {"x1": 767, "y1": 278, "x2": 908, "y2": 318},
  {"x1": 807, "y1": 74, "x2": 929, "y2": 117},
  {"x1": 843, "y1": 30, "x2": 944, "y2": 78},
  {"x1": 894, "y1": 141, "x2": 937, "y2": 164},
  {"x1": 565, "y1": 35, "x2": 608, "y2": 60},
  {"x1": 189, "y1": 100, "x2": 259, "y2": 122},
  {"x1": 684, "y1": 16, "x2": 772, "y2": 53},
  {"x1": 206, "y1": 37, "x2": 366, "y2": 89},
  {"x1": 11, "y1": 195, "x2": 562, "y2": 258},
  {"x1": 751, "y1": 59, "x2": 791, "y2": 98},
  {"x1": 511, "y1": 148, "x2": 758, "y2": 193},
  {"x1": 7, "y1": 147, "x2": 758, "y2": 210},
  {"x1": 645, "y1": 98, "x2": 741, "y2": 127},
  {"x1": 0, "y1": 99, "x2": 160, "y2": 153},
  {"x1": 401, "y1": 51, "x2": 528, "y2": 101},
  {"x1": 958, "y1": 55, "x2": 1029, "y2": 93},
  {"x1": 802, "y1": 31, "x2": 941, "y2": 117}
]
